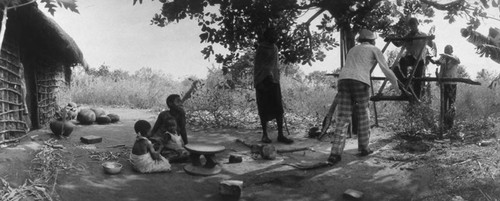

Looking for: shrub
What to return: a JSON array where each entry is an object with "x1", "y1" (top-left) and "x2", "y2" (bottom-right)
[
  {"x1": 70, "y1": 67, "x2": 185, "y2": 109},
  {"x1": 184, "y1": 68, "x2": 257, "y2": 128}
]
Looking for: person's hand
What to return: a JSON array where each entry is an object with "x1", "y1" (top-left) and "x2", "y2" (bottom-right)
[
  {"x1": 151, "y1": 152, "x2": 161, "y2": 161},
  {"x1": 396, "y1": 80, "x2": 411, "y2": 95},
  {"x1": 426, "y1": 55, "x2": 435, "y2": 64}
]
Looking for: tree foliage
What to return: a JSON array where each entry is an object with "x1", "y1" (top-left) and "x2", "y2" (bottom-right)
[
  {"x1": 38, "y1": 0, "x2": 79, "y2": 15},
  {"x1": 134, "y1": 0, "x2": 496, "y2": 67}
]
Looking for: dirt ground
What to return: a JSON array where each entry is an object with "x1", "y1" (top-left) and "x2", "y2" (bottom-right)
[{"x1": 1, "y1": 107, "x2": 500, "y2": 201}]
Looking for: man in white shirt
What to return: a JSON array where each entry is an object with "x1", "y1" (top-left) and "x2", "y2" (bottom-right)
[{"x1": 328, "y1": 29, "x2": 400, "y2": 165}]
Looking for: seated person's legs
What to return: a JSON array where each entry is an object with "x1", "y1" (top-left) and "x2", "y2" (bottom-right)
[
  {"x1": 152, "y1": 117, "x2": 189, "y2": 162},
  {"x1": 161, "y1": 135, "x2": 189, "y2": 162},
  {"x1": 131, "y1": 120, "x2": 171, "y2": 173}
]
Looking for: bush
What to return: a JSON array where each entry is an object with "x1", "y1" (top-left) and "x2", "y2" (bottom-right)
[
  {"x1": 68, "y1": 65, "x2": 500, "y2": 134},
  {"x1": 455, "y1": 83, "x2": 500, "y2": 120},
  {"x1": 184, "y1": 68, "x2": 258, "y2": 128},
  {"x1": 70, "y1": 67, "x2": 185, "y2": 109}
]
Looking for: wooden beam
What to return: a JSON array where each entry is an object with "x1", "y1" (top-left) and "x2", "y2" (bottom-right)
[
  {"x1": 370, "y1": 95, "x2": 409, "y2": 102},
  {"x1": 369, "y1": 76, "x2": 481, "y2": 85}
]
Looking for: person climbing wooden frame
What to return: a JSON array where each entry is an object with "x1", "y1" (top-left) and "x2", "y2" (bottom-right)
[{"x1": 389, "y1": 17, "x2": 437, "y2": 102}]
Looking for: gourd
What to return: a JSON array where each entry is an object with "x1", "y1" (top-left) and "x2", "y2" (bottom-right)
[
  {"x1": 96, "y1": 115, "x2": 112, "y2": 124},
  {"x1": 50, "y1": 108, "x2": 75, "y2": 138},
  {"x1": 91, "y1": 108, "x2": 106, "y2": 117},
  {"x1": 107, "y1": 113, "x2": 120, "y2": 123},
  {"x1": 77, "y1": 109, "x2": 96, "y2": 124}
]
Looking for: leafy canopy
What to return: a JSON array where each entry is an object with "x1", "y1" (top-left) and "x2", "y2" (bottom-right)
[{"x1": 135, "y1": 0, "x2": 495, "y2": 67}]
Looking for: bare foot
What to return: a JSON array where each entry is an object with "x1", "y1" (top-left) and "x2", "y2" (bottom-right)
[
  {"x1": 261, "y1": 136, "x2": 272, "y2": 143},
  {"x1": 277, "y1": 136, "x2": 294, "y2": 144}
]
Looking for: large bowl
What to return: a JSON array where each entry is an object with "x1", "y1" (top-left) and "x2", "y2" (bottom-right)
[{"x1": 102, "y1": 162, "x2": 122, "y2": 174}]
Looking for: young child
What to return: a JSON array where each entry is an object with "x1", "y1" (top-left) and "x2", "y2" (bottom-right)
[
  {"x1": 130, "y1": 120, "x2": 171, "y2": 173},
  {"x1": 150, "y1": 115, "x2": 189, "y2": 163}
]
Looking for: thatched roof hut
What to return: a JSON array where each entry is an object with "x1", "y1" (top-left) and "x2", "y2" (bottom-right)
[{"x1": 0, "y1": 3, "x2": 86, "y2": 140}]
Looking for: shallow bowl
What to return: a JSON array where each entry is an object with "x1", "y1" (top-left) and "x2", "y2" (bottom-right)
[{"x1": 102, "y1": 162, "x2": 122, "y2": 174}]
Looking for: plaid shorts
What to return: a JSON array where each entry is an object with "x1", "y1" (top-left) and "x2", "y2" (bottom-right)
[{"x1": 330, "y1": 79, "x2": 371, "y2": 155}]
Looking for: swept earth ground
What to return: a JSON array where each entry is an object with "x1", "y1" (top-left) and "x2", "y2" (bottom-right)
[{"x1": 1, "y1": 107, "x2": 500, "y2": 201}]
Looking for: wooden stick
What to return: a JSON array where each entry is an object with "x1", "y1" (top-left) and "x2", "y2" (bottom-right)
[
  {"x1": 385, "y1": 35, "x2": 435, "y2": 41},
  {"x1": 277, "y1": 147, "x2": 313, "y2": 154},
  {"x1": 106, "y1": 144, "x2": 126, "y2": 148},
  {"x1": 0, "y1": 134, "x2": 28, "y2": 144},
  {"x1": 319, "y1": 95, "x2": 339, "y2": 140},
  {"x1": 0, "y1": 7, "x2": 7, "y2": 53},
  {"x1": 0, "y1": 108, "x2": 25, "y2": 116},
  {"x1": 369, "y1": 77, "x2": 482, "y2": 85}
]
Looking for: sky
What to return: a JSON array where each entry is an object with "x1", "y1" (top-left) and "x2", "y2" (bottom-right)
[{"x1": 38, "y1": 0, "x2": 500, "y2": 80}]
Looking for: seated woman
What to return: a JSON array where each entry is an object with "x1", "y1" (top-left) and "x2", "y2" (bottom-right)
[
  {"x1": 130, "y1": 120, "x2": 171, "y2": 173},
  {"x1": 150, "y1": 115, "x2": 189, "y2": 163}
]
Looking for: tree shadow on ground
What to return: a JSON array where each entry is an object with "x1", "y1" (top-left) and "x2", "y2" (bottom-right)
[{"x1": 198, "y1": 129, "x2": 437, "y2": 201}]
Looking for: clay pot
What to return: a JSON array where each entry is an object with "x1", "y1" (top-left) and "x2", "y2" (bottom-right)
[
  {"x1": 91, "y1": 108, "x2": 106, "y2": 117},
  {"x1": 77, "y1": 109, "x2": 96, "y2": 124},
  {"x1": 96, "y1": 115, "x2": 112, "y2": 124},
  {"x1": 50, "y1": 120, "x2": 75, "y2": 137},
  {"x1": 107, "y1": 113, "x2": 120, "y2": 123}
]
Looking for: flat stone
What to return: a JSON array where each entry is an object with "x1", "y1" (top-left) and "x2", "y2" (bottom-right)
[
  {"x1": 343, "y1": 189, "x2": 363, "y2": 200},
  {"x1": 80, "y1": 135, "x2": 103, "y2": 144},
  {"x1": 219, "y1": 180, "x2": 243, "y2": 198},
  {"x1": 228, "y1": 154, "x2": 243, "y2": 163}
]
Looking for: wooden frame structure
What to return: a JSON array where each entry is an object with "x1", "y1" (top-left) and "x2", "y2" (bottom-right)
[{"x1": 319, "y1": 35, "x2": 481, "y2": 140}]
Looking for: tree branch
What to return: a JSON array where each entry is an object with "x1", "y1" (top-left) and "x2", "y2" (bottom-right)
[
  {"x1": 420, "y1": 0, "x2": 465, "y2": 10},
  {"x1": 305, "y1": 8, "x2": 325, "y2": 25},
  {"x1": 294, "y1": 8, "x2": 326, "y2": 62},
  {"x1": 296, "y1": 3, "x2": 321, "y2": 10}
]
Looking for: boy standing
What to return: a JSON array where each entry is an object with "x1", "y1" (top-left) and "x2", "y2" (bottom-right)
[{"x1": 428, "y1": 45, "x2": 461, "y2": 130}]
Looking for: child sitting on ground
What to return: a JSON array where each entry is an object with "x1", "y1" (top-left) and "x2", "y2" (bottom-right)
[
  {"x1": 130, "y1": 120, "x2": 171, "y2": 173},
  {"x1": 149, "y1": 115, "x2": 189, "y2": 163}
]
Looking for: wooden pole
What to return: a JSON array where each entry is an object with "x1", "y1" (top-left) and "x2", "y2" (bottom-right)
[
  {"x1": 0, "y1": 7, "x2": 8, "y2": 53},
  {"x1": 369, "y1": 41, "x2": 391, "y2": 127},
  {"x1": 437, "y1": 67, "x2": 445, "y2": 139}
]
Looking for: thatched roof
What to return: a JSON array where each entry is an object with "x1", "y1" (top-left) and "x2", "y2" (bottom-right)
[{"x1": 8, "y1": 3, "x2": 87, "y2": 71}]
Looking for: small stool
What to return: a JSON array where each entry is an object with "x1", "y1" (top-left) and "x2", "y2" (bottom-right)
[{"x1": 184, "y1": 143, "x2": 226, "y2": 176}]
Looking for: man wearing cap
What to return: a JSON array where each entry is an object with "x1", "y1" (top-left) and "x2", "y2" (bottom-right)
[
  {"x1": 328, "y1": 29, "x2": 400, "y2": 165},
  {"x1": 393, "y1": 17, "x2": 436, "y2": 100}
]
